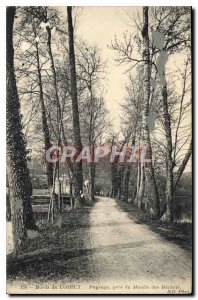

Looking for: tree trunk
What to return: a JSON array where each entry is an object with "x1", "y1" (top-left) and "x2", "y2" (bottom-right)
[
  {"x1": 88, "y1": 90, "x2": 95, "y2": 202},
  {"x1": 134, "y1": 161, "x2": 141, "y2": 205},
  {"x1": 174, "y1": 139, "x2": 192, "y2": 190},
  {"x1": 46, "y1": 23, "x2": 74, "y2": 180},
  {"x1": 123, "y1": 137, "x2": 136, "y2": 203},
  {"x1": 6, "y1": 7, "x2": 36, "y2": 252},
  {"x1": 6, "y1": 174, "x2": 11, "y2": 221},
  {"x1": 137, "y1": 162, "x2": 145, "y2": 208},
  {"x1": 69, "y1": 180, "x2": 74, "y2": 209},
  {"x1": 110, "y1": 162, "x2": 118, "y2": 198},
  {"x1": 117, "y1": 166, "x2": 124, "y2": 199},
  {"x1": 35, "y1": 42, "x2": 53, "y2": 187},
  {"x1": 161, "y1": 81, "x2": 174, "y2": 222},
  {"x1": 67, "y1": 6, "x2": 83, "y2": 207},
  {"x1": 7, "y1": 163, "x2": 27, "y2": 253},
  {"x1": 89, "y1": 164, "x2": 95, "y2": 201},
  {"x1": 46, "y1": 23, "x2": 76, "y2": 210},
  {"x1": 123, "y1": 166, "x2": 131, "y2": 202},
  {"x1": 140, "y1": 7, "x2": 160, "y2": 218},
  {"x1": 46, "y1": 25, "x2": 63, "y2": 209},
  {"x1": 46, "y1": 26, "x2": 63, "y2": 134}
]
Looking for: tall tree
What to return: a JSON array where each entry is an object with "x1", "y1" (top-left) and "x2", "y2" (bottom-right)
[
  {"x1": 139, "y1": 7, "x2": 160, "y2": 217},
  {"x1": 151, "y1": 7, "x2": 191, "y2": 221},
  {"x1": 67, "y1": 6, "x2": 83, "y2": 207},
  {"x1": 7, "y1": 6, "x2": 36, "y2": 252},
  {"x1": 77, "y1": 42, "x2": 108, "y2": 201},
  {"x1": 35, "y1": 39, "x2": 53, "y2": 187}
]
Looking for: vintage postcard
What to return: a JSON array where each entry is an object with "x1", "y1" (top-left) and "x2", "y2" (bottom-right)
[{"x1": 6, "y1": 6, "x2": 192, "y2": 294}]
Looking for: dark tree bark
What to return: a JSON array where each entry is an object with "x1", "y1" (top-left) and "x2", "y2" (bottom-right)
[
  {"x1": 110, "y1": 162, "x2": 118, "y2": 198},
  {"x1": 139, "y1": 7, "x2": 160, "y2": 218},
  {"x1": 123, "y1": 135, "x2": 136, "y2": 203},
  {"x1": 89, "y1": 164, "x2": 95, "y2": 201},
  {"x1": 118, "y1": 166, "x2": 124, "y2": 200},
  {"x1": 35, "y1": 41, "x2": 53, "y2": 187},
  {"x1": 67, "y1": 6, "x2": 83, "y2": 208},
  {"x1": 46, "y1": 25, "x2": 62, "y2": 209},
  {"x1": 134, "y1": 135, "x2": 141, "y2": 205},
  {"x1": 134, "y1": 161, "x2": 141, "y2": 206},
  {"x1": 161, "y1": 81, "x2": 174, "y2": 222},
  {"x1": 6, "y1": 7, "x2": 36, "y2": 249},
  {"x1": 123, "y1": 166, "x2": 131, "y2": 202},
  {"x1": 137, "y1": 162, "x2": 145, "y2": 208},
  {"x1": 88, "y1": 95, "x2": 95, "y2": 202},
  {"x1": 174, "y1": 139, "x2": 192, "y2": 190},
  {"x1": 46, "y1": 25, "x2": 63, "y2": 135}
]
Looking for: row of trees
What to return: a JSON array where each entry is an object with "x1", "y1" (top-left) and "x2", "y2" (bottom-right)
[
  {"x1": 109, "y1": 6, "x2": 192, "y2": 222},
  {"x1": 6, "y1": 6, "x2": 192, "y2": 254},
  {"x1": 7, "y1": 6, "x2": 109, "y2": 253}
]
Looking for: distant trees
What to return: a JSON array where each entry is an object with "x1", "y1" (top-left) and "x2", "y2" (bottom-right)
[
  {"x1": 121, "y1": 70, "x2": 142, "y2": 205},
  {"x1": 7, "y1": 6, "x2": 36, "y2": 252},
  {"x1": 76, "y1": 41, "x2": 109, "y2": 201}
]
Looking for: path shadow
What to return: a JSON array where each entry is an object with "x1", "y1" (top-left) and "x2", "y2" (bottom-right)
[
  {"x1": 115, "y1": 199, "x2": 192, "y2": 254},
  {"x1": 7, "y1": 238, "x2": 158, "y2": 281},
  {"x1": 7, "y1": 202, "x2": 97, "y2": 282}
]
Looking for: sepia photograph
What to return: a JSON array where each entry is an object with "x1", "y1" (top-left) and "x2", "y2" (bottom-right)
[{"x1": 6, "y1": 5, "x2": 192, "y2": 294}]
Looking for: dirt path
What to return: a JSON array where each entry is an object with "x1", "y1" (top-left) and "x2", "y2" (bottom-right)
[
  {"x1": 7, "y1": 197, "x2": 192, "y2": 294},
  {"x1": 86, "y1": 197, "x2": 192, "y2": 293}
]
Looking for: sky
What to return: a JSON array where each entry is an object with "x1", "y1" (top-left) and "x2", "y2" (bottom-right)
[
  {"x1": 73, "y1": 7, "x2": 191, "y2": 131},
  {"x1": 74, "y1": 7, "x2": 135, "y2": 131}
]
